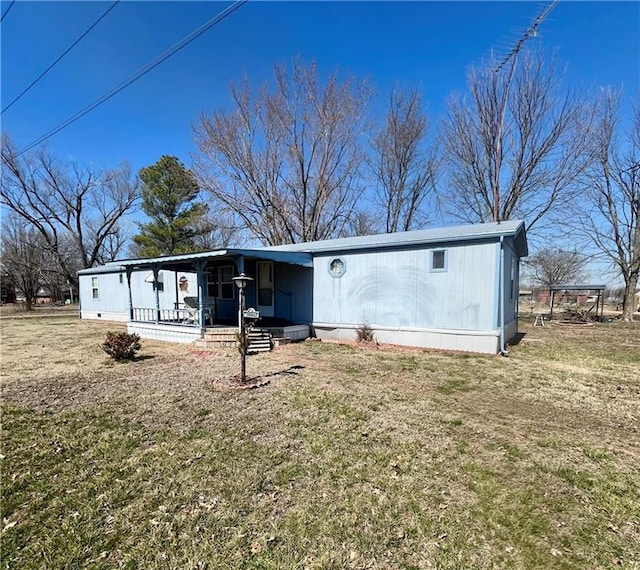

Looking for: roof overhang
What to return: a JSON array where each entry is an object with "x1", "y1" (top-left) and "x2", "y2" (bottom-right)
[
  {"x1": 549, "y1": 284, "x2": 606, "y2": 291},
  {"x1": 113, "y1": 248, "x2": 313, "y2": 273}
]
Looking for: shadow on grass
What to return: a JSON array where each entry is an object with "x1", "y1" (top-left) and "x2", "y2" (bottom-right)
[
  {"x1": 509, "y1": 332, "x2": 526, "y2": 347},
  {"x1": 134, "y1": 354, "x2": 155, "y2": 362},
  {"x1": 216, "y1": 365, "x2": 306, "y2": 391},
  {"x1": 262, "y1": 364, "x2": 305, "y2": 378}
]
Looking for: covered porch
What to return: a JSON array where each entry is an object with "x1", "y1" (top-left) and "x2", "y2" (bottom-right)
[{"x1": 119, "y1": 248, "x2": 313, "y2": 345}]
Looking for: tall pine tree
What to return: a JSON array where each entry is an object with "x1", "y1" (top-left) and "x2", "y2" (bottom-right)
[{"x1": 133, "y1": 156, "x2": 208, "y2": 257}]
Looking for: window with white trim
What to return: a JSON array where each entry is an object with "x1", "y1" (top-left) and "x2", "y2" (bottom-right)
[
  {"x1": 91, "y1": 276, "x2": 99, "y2": 299},
  {"x1": 431, "y1": 250, "x2": 447, "y2": 272}
]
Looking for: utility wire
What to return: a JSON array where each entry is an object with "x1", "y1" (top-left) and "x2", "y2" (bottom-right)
[
  {"x1": 1, "y1": 0, "x2": 15, "y2": 23},
  {"x1": 13, "y1": 0, "x2": 247, "y2": 158},
  {"x1": 2, "y1": 1, "x2": 121, "y2": 115}
]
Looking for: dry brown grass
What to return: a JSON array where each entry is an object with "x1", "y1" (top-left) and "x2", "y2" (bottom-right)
[{"x1": 1, "y1": 315, "x2": 639, "y2": 569}]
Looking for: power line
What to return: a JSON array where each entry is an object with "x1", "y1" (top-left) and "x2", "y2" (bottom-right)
[
  {"x1": 1, "y1": 0, "x2": 15, "y2": 23},
  {"x1": 2, "y1": 1, "x2": 121, "y2": 115},
  {"x1": 13, "y1": 0, "x2": 247, "y2": 158}
]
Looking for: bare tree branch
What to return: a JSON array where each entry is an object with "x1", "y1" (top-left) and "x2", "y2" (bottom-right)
[
  {"x1": 577, "y1": 91, "x2": 640, "y2": 321},
  {"x1": 441, "y1": 50, "x2": 592, "y2": 236},
  {"x1": 523, "y1": 247, "x2": 587, "y2": 288},
  {"x1": 192, "y1": 59, "x2": 372, "y2": 245},
  {"x1": 370, "y1": 86, "x2": 439, "y2": 233},
  {"x1": 1, "y1": 135, "x2": 139, "y2": 287}
]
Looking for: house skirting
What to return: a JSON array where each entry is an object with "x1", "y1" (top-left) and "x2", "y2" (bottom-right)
[
  {"x1": 312, "y1": 322, "x2": 503, "y2": 354},
  {"x1": 81, "y1": 310, "x2": 128, "y2": 322},
  {"x1": 504, "y1": 319, "x2": 518, "y2": 345},
  {"x1": 127, "y1": 322, "x2": 201, "y2": 344}
]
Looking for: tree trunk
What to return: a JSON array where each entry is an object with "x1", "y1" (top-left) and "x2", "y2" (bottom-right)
[{"x1": 622, "y1": 273, "x2": 638, "y2": 322}]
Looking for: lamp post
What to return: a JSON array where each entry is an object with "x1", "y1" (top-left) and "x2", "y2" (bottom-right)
[{"x1": 232, "y1": 272, "x2": 253, "y2": 383}]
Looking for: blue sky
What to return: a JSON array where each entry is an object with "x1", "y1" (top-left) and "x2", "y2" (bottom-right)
[{"x1": 1, "y1": 1, "x2": 638, "y2": 173}]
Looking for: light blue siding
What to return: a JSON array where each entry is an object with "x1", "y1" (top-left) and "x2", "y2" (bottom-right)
[
  {"x1": 79, "y1": 271, "x2": 128, "y2": 319},
  {"x1": 80, "y1": 270, "x2": 199, "y2": 320},
  {"x1": 313, "y1": 242, "x2": 497, "y2": 331}
]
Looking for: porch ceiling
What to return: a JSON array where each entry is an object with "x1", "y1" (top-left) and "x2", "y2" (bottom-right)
[{"x1": 119, "y1": 248, "x2": 313, "y2": 272}]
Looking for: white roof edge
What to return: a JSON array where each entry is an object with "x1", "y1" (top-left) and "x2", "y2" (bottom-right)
[{"x1": 264, "y1": 220, "x2": 526, "y2": 254}]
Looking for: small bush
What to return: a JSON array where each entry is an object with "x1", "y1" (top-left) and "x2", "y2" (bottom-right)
[
  {"x1": 100, "y1": 332, "x2": 141, "y2": 361},
  {"x1": 355, "y1": 321, "x2": 375, "y2": 343}
]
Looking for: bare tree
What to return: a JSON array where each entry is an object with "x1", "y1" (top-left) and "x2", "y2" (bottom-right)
[
  {"x1": 370, "y1": 86, "x2": 439, "y2": 233},
  {"x1": 0, "y1": 216, "x2": 47, "y2": 310},
  {"x1": 192, "y1": 59, "x2": 372, "y2": 246},
  {"x1": 344, "y1": 209, "x2": 381, "y2": 238},
  {"x1": 192, "y1": 211, "x2": 241, "y2": 250},
  {"x1": 524, "y1": 247, "x2": 587, "y2": 288},
  {"x1": 441, "y1": 50, "x2": 591, "y2": 234},
  {"x1": 1, "y1": 136, "x2": 139, "y2": 288},
  {"x1": 579, "y1": 92, "x2": 639, "y2": 322}
]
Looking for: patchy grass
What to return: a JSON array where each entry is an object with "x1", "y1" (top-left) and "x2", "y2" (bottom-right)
[{"x1": 1, "y1": 317, "x2": 639, "y2": 569}]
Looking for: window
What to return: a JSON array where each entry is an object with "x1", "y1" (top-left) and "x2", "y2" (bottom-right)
[
  {"x1": 328, "y1": 257, "x2": 346, "y2": 278},
  {"x1": 431, "y1": 250, "x2": 447, "y2": 272},
  {"x1": 219, "y1": 265, "x2": 235, "y2": 300},
  {"x1": 119, "y1": 273, "x2": 124, "y2": 285},
  {"x1": 510, "y1": 260, "x2": 516, "y2": 301},
  {"x1": 207, "y1": 265, "x2": 235, "y2": 299},
  {"x1": 91, "y1": 276, "x2": 99, "y2": 299}
]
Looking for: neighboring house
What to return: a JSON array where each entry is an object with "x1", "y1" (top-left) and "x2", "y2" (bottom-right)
[
  {"x1": 1, "y1": 277, "x2": 17, "y2": 304},
  {"x1": 78, "y1": 220, "x2": 528, "y2": 354}
]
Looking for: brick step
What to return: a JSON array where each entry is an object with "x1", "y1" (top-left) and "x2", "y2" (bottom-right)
[
  {"x1": 196, "y1": 328, "x2": 273, "y2": 352},
  {"x1": 193, "y1": 339, "x2": 236, "y2": 349},
  {"x1": 202, "y1": 333, "x2": 237, "y2": 342}
]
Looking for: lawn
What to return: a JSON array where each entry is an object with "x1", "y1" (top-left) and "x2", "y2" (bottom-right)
[{"x1": 1, "y1": 316, "x2": 639, "y2": 569}]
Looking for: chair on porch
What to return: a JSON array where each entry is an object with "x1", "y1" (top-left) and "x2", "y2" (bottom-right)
[{"x1": 182, "y1": 296, "x2": 213, "y2": 325}]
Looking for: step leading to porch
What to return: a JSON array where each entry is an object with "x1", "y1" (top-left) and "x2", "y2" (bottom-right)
[{"x1": 193, "y1": 327, "x2": 273, "y2": 352}]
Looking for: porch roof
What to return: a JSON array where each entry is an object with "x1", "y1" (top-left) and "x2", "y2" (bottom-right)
[{"x1": 113, "y1": 248, "x2": 313, "y2": 272}]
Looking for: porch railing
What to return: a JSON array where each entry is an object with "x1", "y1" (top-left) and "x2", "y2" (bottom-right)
[{"x1": 131, "y1": 307, "x2": 211, "y2": 326}]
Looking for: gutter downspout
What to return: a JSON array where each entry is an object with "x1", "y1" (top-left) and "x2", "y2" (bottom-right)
[{"x1": 499, "y1": 236, "x2": 509, "y2": 356}]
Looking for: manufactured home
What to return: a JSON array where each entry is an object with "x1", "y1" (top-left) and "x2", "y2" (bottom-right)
[{"x1": 78, "y1": 220, "x2": 527, "y2": 354}]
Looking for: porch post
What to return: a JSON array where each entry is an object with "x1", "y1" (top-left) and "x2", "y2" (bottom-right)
[
  {"x1": 126, "y1": 268, "x2": 134, "y2": 321},
  {"x1": 196, "y1": 261, "x2": 206, "y2": 332},
  {"x1": 153, "y1": 265, "x2": 160, "y2": 323}
]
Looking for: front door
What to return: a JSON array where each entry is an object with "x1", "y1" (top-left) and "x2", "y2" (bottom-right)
[{"x1": 256, "y1": 261, "x2": 274, "y2": 317}]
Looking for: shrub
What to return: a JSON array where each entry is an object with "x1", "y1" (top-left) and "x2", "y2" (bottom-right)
[
  {"x1": 100, "y1": 332, "x2": 141, "y2": 361},
  {"x1": 355, "y1": 321, "x2": 375, "y2": 343}
]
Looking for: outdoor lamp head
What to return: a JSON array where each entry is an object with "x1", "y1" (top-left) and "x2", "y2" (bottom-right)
[{"x1": 232, "y1": 273, "x2": 253, "y2": 290}]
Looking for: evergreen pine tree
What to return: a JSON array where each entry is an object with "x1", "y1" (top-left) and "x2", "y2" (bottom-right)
[{"x1": 133, "y1": 156, "x2": 208, "y2": 257}]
